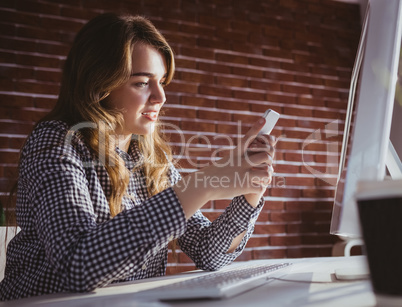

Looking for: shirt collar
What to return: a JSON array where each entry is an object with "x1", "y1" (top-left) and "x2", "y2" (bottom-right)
[{"x1": 115, "y1": 138, "x2": 143, "y2": 171}]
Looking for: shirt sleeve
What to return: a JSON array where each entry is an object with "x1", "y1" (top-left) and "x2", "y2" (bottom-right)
[
  {"x1": 175, "y1": 174, "x2": 265, "y2": 271},
  {"x1": 30, "y1": 148, "x2": 187, "y2": 292}
]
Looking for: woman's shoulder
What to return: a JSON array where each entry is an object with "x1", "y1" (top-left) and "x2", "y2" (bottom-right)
[
  {"x1": 21, "y1": 120, "x2": 90, "y2": 166},
  {"x1": 23, "y1": 120, "x2": 70, "y2": 153},
  {"x1": 31, "y1": 120, "x2": 70, "y2": 143}
]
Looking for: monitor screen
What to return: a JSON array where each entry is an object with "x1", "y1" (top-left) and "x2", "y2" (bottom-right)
[{"x1": 330, "y1": 0, "x2": 402, "y2": 238}]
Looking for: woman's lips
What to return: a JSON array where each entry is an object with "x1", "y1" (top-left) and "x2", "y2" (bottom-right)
[{"x1": 141, "y1": 111, "x2": 158, "y2": 121}]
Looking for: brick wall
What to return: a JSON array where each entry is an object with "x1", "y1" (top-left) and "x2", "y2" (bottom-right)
[{"x1": 0, "y1": 0, "x2": 361, "y2": 274}]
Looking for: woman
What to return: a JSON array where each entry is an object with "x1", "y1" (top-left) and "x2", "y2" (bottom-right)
[{"x1": 0, "y1": 13, "x2": 275, "y2": 300}]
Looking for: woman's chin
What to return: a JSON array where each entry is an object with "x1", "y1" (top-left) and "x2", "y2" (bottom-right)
[{"x1": 132, "y1": 125, "x2": 155, "y2": 136}]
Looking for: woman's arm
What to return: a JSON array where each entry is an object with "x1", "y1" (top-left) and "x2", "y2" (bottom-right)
[
  {"x1": 33, "y1": 165, "x2": 186, "y2": 292},
  {"x1": 22, "y1": 124, "x2": 187, "y2": 292},
  {"x1": 177, "y1": 195, "x2": 264, "y2": 271},
  {"x1": 175, "y1": 118, "x2": 276, "y2": 270}
]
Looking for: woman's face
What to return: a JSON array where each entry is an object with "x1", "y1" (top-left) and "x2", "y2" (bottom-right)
[{"x1": 108, "y1": 43, "x2": 167, "y2": 136}]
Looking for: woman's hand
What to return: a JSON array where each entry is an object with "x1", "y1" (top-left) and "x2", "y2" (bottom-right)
[
  {"x1": 174, "y1": 117, "x2": 276, "y2": 219},
  {"x1": 243, "y1": 133, "x2": 277, "y2": 206}
]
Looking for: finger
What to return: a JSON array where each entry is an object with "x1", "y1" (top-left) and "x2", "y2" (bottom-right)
[
  {"x1": 246, "y1": 151, "x2": 272, "y2": 167},
  {"x1": 247, "y1": 143, "x2": 275, "y2": 161},
  {"x1": 238, "y1": 117, "x2": 266, "y2": 154},
  {"x1": 250, "y1": 159, "x2": 273, "y2": 170},
  {"x1": 251, "y1": 164, "x2": 274, "y2": 174},
  {"x1": 247, "y1": 145, "x2": 275, "y2": 157},
  {"x1": 248, "y1": 135, "x2": 276, "y2": 158},
  {"x1": 250, "y1": 168, "x2": 272, "y2": 184},
  {"x1": 253, "y1": 134, "x2": 277, "y2": 146},
  {"x1": 251, "y1": 165, "x2": 274, "y2": 186}
]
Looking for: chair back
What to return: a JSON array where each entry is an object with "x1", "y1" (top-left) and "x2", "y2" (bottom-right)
[{"x1": 0, "y1": 227, "x2": 20, "y2": 281}]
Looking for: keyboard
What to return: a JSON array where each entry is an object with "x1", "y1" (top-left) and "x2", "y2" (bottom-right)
[{"x1": 135, "y1": 262, "x2": 291, "y2": 300}]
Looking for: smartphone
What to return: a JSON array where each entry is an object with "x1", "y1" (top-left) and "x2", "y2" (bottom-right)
[{"x1": 259, "y1": 109, "x2": 280, "y2": 135}]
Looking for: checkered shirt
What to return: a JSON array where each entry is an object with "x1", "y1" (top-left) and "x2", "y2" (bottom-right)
[{"x1": 0, "y1": 120, "x2": 264, "y2": 300}]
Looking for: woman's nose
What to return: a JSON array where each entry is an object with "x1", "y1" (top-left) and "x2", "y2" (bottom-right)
[{"x1": 150, "y1": 84, "x2": 166, "y2": 105}]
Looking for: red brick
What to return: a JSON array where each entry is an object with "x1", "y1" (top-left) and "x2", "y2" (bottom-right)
[
  {"x1": 233, "y1": 89, "x2": 265, "y2": 101},
  {"x1": 215, "y1": 52, "x2": 248, "y2": 65},
  {"x1": 249, "y1": 79, "x2": 281, "y2": 92},
  {"x1": 270, "y1": 187, "x2": 302, "y2": 198},
  {"x1": 15, "y1": 80, "x2": 60, "y2": 95},
  {"x1": 0, "y1": 66, "x2": 34, "y2": 80},
  {"x1": 199, "y1": 85, "x2": 232, "y2": 98},
  {"x1": 181, "y1": 47, "x2": 215, "y2": 61},
  {"x1": 197, "y1": 61, "x2": 231, "y2": 74},
  {"x1": 266, "y1": 92, "x2": 297, "y2": 105},
  {"x1": 231, "y1": 113, "x2": 258, "y2": 124},
  {"x1": 287, "y1": 246, "x2": 332, "y2": 258},
  {"x1": 310, "y1": 66, "x2": 339, "y2": 77},
  {"x1": 263, "y1": 200, "x2": 285, "y2": 211},
  {"x1": 284, "y1": 176, "x2": 315, "y2": 187},
  {"x1": 179, "y1": 70, "x2": 214, "y2": 84},
  {"x1": 216, "y1": 99, "x2": 250, "y2": 111},
  {"x1": 253, "y1": 248, "x2": 287, "y2": 259},
  {"x1": 197, "y1": 37, "x2": 228, "y2": 50},
  {"x1": 284, "y1": 129, "x2": 315, "y2": 140},
  {"x1": 254, "y1": 223, "x2": 287, "y2": 235},
  {"x1": 0, "y1": 151, "x2": 20, "y2": 164},
  {"x1": 163, "y1": 106, "x2": 197, "y2": 119},
  {"x1": 247, "y1": 236, "x2": 269, "y2": 248},
  {"x1": 0, "y1": 121, "x2": 33, "y2": 134},
  {"x1": 197, "y1": 109, "x2": 231, "y2": 121},
  {"x1": 216, "y1": 123, "x2": 241, "y2": 135},
  {"x1": 231, "y1": 66, "x2": 263, "y2": 79},
  {"x1": 251, "y1": 58, "x2": 281, "y2": 71},
  {"x1": 0, "y1": 93, "x2": 34, "y2": 108},
  {"x1": 326, "y1": 99, "x2": 348, "y2": 109},
  {"x1": 167, "y1": 81, "x2": 198, "y2": 94},
  {"x1": 165, "y1": 32, "x2": 197, "y2": 46},
  {"x1": 179, "y1": 23, "x2": 214, "y2": 38},
  {"x1": 215, "y1": 75, "x2": 248, "y2": 88},
  {"x1": 59, "y1": 6, "x2": 98, "y2": 20},
  {"x1": 275, "y1": 141, "x2": 300, "y2": 151},
  {"x1": 287, "y1": 222, "x2": 331, "y2": 234},
  {"x1": 181, "y1": 95, "x2": 216, "y2": 108},
  {"x1": 0, "y1": 79, "x2": 15, "y2": 91},
  {"x1": 16, "y1": 53, "x2": 63, "y2": 69},
  {"x1": 270, "y1": 235, "x2": 302, "y2": 246},
  {"x1": 198, "y1": 14, "x2": 231, "y2": 29},
  {"x1": 164, "y1": 93, "x2": 180, "y2": 105},
  {"x1": 302, "y1": 188, "x2": 334, "y2": 199},
  {"x1": 15, "y1": 0, "x2": 60, "y2": 15},
  {"x1": 34, "y1": 97, "x2": 56, "y2": 109},
  {"x1": 270, "y1": 211, "x2": 301, "y2": 223}
]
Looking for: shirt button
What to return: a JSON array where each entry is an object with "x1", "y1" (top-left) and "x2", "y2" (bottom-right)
[{"x1": 142, "y1": 263, "x2": 147, "y2": 270}]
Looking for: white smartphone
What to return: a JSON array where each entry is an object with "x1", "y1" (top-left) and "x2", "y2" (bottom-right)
[{"x1": 259, "y1": 109, "x2": 280, "y2": 135}]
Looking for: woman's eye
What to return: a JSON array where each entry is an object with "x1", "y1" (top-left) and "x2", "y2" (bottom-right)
[{"x1": 135, "y1": 82, "x2": 148, "y2": 88}]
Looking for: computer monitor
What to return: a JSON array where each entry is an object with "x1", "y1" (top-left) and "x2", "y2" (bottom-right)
[{"x1": 330, "y1": 0, "x2": 402, "y2": 239}]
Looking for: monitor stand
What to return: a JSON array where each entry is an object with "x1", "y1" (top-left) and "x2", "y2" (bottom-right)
[
  {"x1": 332, "y1": 238, "x2": 370, "y2": 281},
  {"x1": 334, "y1": 266, "x2": 370, "y2": 281}
]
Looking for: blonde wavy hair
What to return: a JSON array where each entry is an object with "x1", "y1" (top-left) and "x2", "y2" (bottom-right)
[{"x1": 42, "y1": 13, "x2": 175, "y2": 217}]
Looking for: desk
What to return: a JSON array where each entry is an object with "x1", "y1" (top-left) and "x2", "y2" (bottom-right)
[{"x1": 0, "y1": 256, "x2": 376, "y2": 307}]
